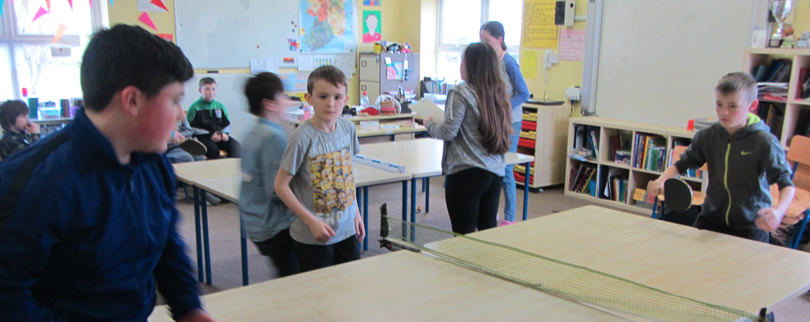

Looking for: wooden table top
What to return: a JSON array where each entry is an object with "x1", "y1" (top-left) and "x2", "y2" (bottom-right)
[
  {"x1": 463, "y1": 205, "x2": 810, "y2": 314},
  {"x1": 149, "y1": 251, "x2": 623, "y2": 321},
  {"x1": 173, "y1": 158, "x2": 240, "y2": 185},
  {"x1": 193, "y1": 163, "x2": 412, "y2": 203},
  {"x1": 359, "y1": 138, "x2": 534, "y2": 178}
]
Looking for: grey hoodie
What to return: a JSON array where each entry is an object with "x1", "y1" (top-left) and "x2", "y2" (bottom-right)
[
  {"x1": 674, "y1": 114, "x2": 793, "y2": 229},
  {"x1": 426, "y1": 83, "x2": 505, "y2": 177}
]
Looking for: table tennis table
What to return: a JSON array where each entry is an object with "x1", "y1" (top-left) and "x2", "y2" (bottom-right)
[{"x1": 149, "y1": 205, "x2": 810, "y2": 320}]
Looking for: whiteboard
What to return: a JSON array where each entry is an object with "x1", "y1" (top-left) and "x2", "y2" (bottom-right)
[
  {"x1": 588, "y1": 0, "x2": 759, "y2": 127},
  {"x1": 174, "y1": 0, "x2": 299, "y2": 69}
]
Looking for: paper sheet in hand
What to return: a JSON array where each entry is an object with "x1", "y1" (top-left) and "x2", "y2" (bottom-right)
[{"x1": 410, "y1": 99, "x2": 445, "y2": 123}]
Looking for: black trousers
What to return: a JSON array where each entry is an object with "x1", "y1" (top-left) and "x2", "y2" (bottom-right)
[
  {"x1": 197, "y1": 134, "x2": 241, "y2": 159},
  {"x1": 445, "y1": 167, "x2": 503, "y2": 234},
  {"x1": 295, "y1": 235, "x2": 360, "y2": 273},
  {"x1": 694, "y1": 215, "x2": 770, "y2": 243},
  {"x1": 252, "y1": 229, "x2": 299, "y2": 278}
]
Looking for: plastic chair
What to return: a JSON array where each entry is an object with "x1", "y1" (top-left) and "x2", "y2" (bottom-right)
[{"x1": 775, "y1": 135, "x2": 810, "y2": 249}]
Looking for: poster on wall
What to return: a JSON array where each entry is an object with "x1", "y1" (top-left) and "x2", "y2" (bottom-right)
[
  {"x1": 521, "y1": 0, "x2": 558, "y2": 48},
  {"x1": 363, "y1": 0, "x2": 380, "y2": 6},
  {"x1": 299, "y1": 0, "x2": 357, "y2": 53},
  {"x1": 362, "y1": 10, "x2": 381, "y2": 43}
]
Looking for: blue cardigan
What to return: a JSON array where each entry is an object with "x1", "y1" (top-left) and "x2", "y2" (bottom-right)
[
  {"x1": 0, "y1": 109, "x2": 201, "y2": 321},
  {"x1": 503, "y1": 53, "x2": 530, "y2": 123}
]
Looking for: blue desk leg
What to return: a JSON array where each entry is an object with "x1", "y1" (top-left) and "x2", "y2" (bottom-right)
[
  {"x1": 192, "y1": 186, "x2": 203, "y2": 282},
  {"x1": 240, "y1": 221, "x2": 249, "y2": 286},
  {"x1": 411, "y1": 178, "x2": 417, "y2": 242},
  {"x1": 523, "y1": 162, "x2": 531, "y2": 221},
  {"x1": 402, "y1": 181, "x2": 408, "y2": 241},
  {"x1": 425, "y1": 177, "x2": 430, "y2": 213},
  {"x1": 200, "y1": 190, "x2": 212, "y2": 285},
  {"x1": 363, "y1": 187, "x2": 369, "y2": 251}
]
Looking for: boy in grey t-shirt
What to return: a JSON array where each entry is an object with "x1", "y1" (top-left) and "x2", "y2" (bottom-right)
[{"x1": 274, "y1": 66, "x2": 365, "y2": 272}]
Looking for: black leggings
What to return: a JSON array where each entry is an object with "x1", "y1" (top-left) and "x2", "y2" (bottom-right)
[
  {"x1": 445, "y1": 167, "x2": 503, "y2": 234},
  {"x1": 295, "y1": 236, "x2": 360, "y2": 273}
]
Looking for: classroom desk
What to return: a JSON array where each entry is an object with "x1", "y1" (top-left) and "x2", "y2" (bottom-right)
[
  {"x1": 150, "y1": 205, "x2": 810, "y2": 320},
  {"x1": 177, "y1": 160, "x2": 411, "y2": 286},
  {"x1": 358, "y1": 138, "x2": 535, "y2": 226},
  {"x1": 173, "y1": 159, "x2": 240, "y2": 284},
  {"x1": 356, "y1": 125, "x2": 427, "y2": 141}
]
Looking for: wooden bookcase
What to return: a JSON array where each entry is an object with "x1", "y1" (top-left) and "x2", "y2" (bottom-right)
[
  {"x1": 564, "y1": 117, "x2": 706, "y2": 215},
  {"x1": 515, "y1": 101, "x2": 570, "y2": 189},
  {"x1": 744, "y1": 48, "x2": 810, "y2": 149}
]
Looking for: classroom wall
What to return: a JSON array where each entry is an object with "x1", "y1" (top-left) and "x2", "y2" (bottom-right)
[
  {"x1": 419, "y1": 0, "x2": 439, "y2": 80},
  {"x1": 520, "y1": 0, "x2": 588, "y2": 116},
  {"x1": 793, "y1": 1, "x2": 810, "y2": 39},
  {"x1": 107, "y1": 0, "x2": 176, "y2": 40}
]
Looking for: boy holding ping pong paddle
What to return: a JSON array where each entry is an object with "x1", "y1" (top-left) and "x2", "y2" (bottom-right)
[{"x1": 648, "y1": 72, "x2": 795, "y2": 243}]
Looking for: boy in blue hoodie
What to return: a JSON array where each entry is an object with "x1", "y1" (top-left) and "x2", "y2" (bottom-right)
[
  {"x1": 0, "y1": 25, "x2": 212, "y2": 321},
  {"x1": 648, "y1": 72, "x2": 795, "y2": 243}
]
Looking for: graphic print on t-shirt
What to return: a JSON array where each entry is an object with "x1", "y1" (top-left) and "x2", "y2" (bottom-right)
[{"x1": 309, "y1": 147, "x2": 356, "y2": 224}]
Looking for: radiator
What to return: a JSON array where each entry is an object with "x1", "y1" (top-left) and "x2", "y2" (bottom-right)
[{"x1": 181, "y1": 73, "x2": 255, "y2": 142}]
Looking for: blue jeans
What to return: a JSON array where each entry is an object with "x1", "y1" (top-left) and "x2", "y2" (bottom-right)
[{"x1": 503, "y1": 121, "x2": 522, "y2": 222}]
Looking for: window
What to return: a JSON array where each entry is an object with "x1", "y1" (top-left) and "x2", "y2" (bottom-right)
[
  {"x1": 0, "y1": 0, "x2": 105, "y2": 103},
  {"x1": 437, "y1": 0, "x2": 524, "y2": 83}
]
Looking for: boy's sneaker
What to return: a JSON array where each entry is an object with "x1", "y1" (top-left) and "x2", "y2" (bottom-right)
[{"x1": 499, "y1": 220, "x2": 514, "y2": 227}]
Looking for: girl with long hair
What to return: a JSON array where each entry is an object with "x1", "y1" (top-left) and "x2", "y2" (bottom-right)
[
  {"x1": 425, "y1": 42, "x2": 512, "y2": 234},
  {"x1": 480, "y1": 21, "x2": 531, "y2": 226}
]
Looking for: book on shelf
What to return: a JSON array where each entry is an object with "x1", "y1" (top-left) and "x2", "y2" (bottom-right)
[
  {"x1": 798, "y1": 67, "x2": 810, "y2": 99},
  {"x1": 615, "y1": 150, "x2": 631, "y2": 165},
  {"x1": 669, "y1": 144, "x2": 706, "y2": 179},
  {"x1": 794, "y1": 109, "x2": 810, "y2": 137},
  {"x1": 633, "y1": 134, "x2": 666, "y2": 171},
  {"x1": 587, "y1": 128, "x2": 599, "y2": 159},
  {"x1": 569, "y1": 164, "x2": 596, "y2": 194},
  {"x1": 754, "y1": 59, "x2": 791, "y2": 83},
  {"x1": 632, "y1": 188, "x2": 657, "y2": 210}
]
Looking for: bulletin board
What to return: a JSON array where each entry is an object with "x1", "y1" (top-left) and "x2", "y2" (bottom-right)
[{"x1": 174, "y1": 0, "x2": 300, "y2": 69}]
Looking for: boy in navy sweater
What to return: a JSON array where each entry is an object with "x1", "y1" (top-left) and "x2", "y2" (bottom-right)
[{"x1": 0, "y1": 25, "x2": 213, "y2": 321}]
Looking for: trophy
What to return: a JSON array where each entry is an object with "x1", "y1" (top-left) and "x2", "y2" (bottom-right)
[{"x1": 769, "y1": 0, "x2": 794, "y2": 47}]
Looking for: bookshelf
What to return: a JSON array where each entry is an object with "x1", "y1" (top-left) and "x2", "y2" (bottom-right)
[
  {"x1": 744, "y1": 48, "x2": 810, "y2": 149},
  {"x1": 564, "y1": 117, "x2": 706, "y2": 215},
  {"x1": 514, "y1": 101, "x2": 570, "y2": 189}
]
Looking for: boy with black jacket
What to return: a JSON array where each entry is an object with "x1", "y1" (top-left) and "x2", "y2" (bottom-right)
[{"x1": 648, "y1": 72, "x2": 795, "y2": 243}]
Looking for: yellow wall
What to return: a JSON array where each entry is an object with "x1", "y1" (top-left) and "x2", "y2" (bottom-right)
[
  {"x1": 792, "y1": 1, "x2": 810, "y2": 37},
  {"x1": 107, "y1": 0, "x2": 176, "y2": 40},
  {"x1": 520, "y1": 0, "x2": 588, "y2": 116}
]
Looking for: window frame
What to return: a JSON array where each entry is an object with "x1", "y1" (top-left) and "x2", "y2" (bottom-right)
[
  {"x1": 0, "y1": 0, "x2": 107, "y2": 100},
  {"x1": 436, "y1": 0, "x2": 523, "y2": 82}
]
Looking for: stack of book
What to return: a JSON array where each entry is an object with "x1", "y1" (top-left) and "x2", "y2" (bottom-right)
[
  {"x1": 633, "y1": 134, "x2": 666, "y2": 172},
  {"x1": 752, "y1": 59, "x2": 792, "y2": 83},
  {"x1": 569, "y1": 164, "x2": 597, "y2": 196},
  {"x1": 570, "y1": 125, "x2": 599, "y2": 161},
  {"x1": 758, "y1": 82, "x2": 788, "y2": 102},
  {"x1": 632, "y1": 188, "x2": 657, "y2": 210}
]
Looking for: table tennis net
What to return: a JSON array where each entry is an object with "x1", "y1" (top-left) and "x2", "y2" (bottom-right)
[{"x1": 380, "y1": 215, "x2": 760, "y2": 322}]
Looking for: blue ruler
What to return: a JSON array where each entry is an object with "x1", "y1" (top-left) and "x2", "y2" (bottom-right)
[{"x1": 354, "y1": 155, "x2": 406, "y2": 173}]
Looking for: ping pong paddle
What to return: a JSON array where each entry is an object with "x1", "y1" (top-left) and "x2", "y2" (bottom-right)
[{"x1": 663, "y1": 178, "x2": 693, "y2": 212}]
